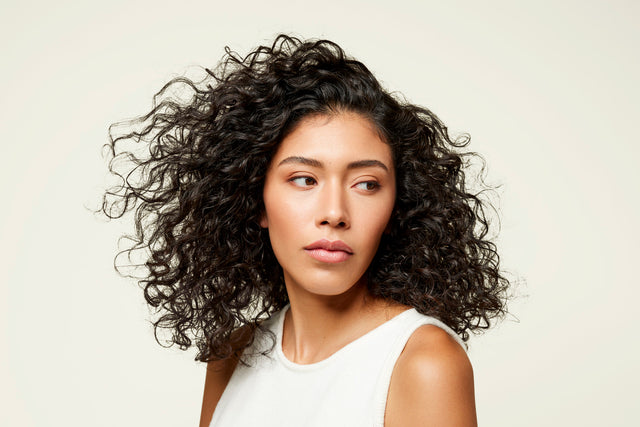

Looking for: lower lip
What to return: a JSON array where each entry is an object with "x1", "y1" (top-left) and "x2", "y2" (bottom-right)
[{"x1": 305, "y1": 249, "x2": 352, "y2": 263}]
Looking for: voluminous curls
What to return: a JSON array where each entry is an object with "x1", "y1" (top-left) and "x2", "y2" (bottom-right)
[{"x1": 102, "y1": 34, "x2": 509, "y2": 362}]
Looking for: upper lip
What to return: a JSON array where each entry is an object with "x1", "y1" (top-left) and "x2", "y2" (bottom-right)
[{"x1": 304, "y1": 239, "x2": 353, "y2": 254}]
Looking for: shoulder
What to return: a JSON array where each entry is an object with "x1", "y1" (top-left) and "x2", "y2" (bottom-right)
[
  {"x1": 385, "y1": 324, "x2": 477, "y2": 427},
  {"x1": 398, "y1": 324, "x2": 471, "y2": 381}
]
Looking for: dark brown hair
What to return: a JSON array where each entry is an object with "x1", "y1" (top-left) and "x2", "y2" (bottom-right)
[{"x1": 103, "y1": 34, "x2": 509, "y2": 362}]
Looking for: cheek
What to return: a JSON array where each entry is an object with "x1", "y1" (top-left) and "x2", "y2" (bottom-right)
[
  {"x1": 354, "y1": 195, "x2": 395, "y2": 250},
  {"x1": 263, "y1": 202, "x2": 315, "y2": 266},
  {"x1": 262, "y1": 189, "x2": 312, "y2": 238},
  {"x1": 363, "y1": 192, "x2": 395, "y2": 227}
]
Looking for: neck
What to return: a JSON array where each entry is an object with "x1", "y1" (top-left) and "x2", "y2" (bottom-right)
[{"x1": 282, "y1": 278, "x2": 406, "y2": 364}]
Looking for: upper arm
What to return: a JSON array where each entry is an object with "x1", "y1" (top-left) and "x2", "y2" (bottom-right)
[
  {"x1": 199, "y1": 326, "x2": 253, "y2": 427},
  {"x1": 385, "y1": 325, "x2": 477, "y2": 427},
  {"x1": 199, "y1": 356, "x2": 239, "y2": 427}
]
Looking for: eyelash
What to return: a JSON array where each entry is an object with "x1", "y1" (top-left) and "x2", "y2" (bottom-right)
[
  {"x1": 355, "y1": 181, "x2": 380, "y2": 191},
  {"x1": 289, "y1": 176, "x2": 317, "y2": 187},
  {"x1": 288, "y1": 176, "x2": 380, "y2": 192}
]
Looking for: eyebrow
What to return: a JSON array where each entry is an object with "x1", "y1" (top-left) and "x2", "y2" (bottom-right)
[{"x1": 277, "y1": 156, "x2": 389, "y2": 172}]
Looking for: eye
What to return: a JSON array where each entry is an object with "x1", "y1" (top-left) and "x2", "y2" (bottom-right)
[
  {"x1": 289, "y1": 176, "x2": 317, "y2": 187},
  {"x1": 354, "y1": 181, "x2": 380, "y2": 192}
]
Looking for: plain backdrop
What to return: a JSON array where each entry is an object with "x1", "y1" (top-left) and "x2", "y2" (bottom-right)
[{"x1": 1, "y1": 1, "x2": 638, "y2": 426}]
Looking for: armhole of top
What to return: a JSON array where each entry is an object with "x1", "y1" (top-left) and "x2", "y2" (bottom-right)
[{"x1": 370, "y1": 315, "x2": 466, "y2": 427}]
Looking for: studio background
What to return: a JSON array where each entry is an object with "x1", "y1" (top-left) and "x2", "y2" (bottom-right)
[{"x1": 1, "y1": 1, "x2": 638, "y2": 426}]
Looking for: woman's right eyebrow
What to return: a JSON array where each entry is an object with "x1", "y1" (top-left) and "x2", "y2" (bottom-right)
[
  {"x1": 277, "y1": 156, "x2": 322, "y2": 168},
  {"x1": 277, "y1": 156, "x2": 389, "y2": 172}
]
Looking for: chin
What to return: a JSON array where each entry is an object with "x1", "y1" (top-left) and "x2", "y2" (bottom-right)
[
  {"x1": 285, "y1": 270, "x2": 368, "y2": 298},
  {"x1": 304, "y1": 283, "x2": 357, "y2": 297}
]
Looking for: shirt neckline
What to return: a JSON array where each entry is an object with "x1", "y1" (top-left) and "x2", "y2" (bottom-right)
[{"x1": 274, "y1": 304, "x2": 416, "y2": 371}]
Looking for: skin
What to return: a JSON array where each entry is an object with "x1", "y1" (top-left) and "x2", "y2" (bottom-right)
[
  {"x1": 385, "y1": 325, "x2": 477, "y2": 426},
  {"x1": 260, "y1": 111, "x2": 402, "y2": 363},
  {"x1": 200, "y1": 111, "x2": 477, "y2": 426}
]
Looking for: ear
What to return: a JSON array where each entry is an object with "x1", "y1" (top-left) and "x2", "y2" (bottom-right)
[
  {"x1": 383, "y1": 222, "x2": 392, "y2": 234},
  {"x1": 383, "y1": 208, "x2": 396, "y2": 234},
  {"x1": 259, "y1": 212, "x2": 268, "y2": 228}
]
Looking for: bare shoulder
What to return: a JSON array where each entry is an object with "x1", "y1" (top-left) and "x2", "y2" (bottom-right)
[
  {"x1": 397, "y1": 324, "x2": 472, "y2": 380},
  {"x1": 385, "y1": 325, "x2": 477, "y2": 427},
  {"x1": 199, "y1": 325, "x2": 253, "y2": 427}
]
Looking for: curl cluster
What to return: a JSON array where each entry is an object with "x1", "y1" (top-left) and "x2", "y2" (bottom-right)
[{"x1": 103, "y1": 34, "x2": 509, "y2": 362}]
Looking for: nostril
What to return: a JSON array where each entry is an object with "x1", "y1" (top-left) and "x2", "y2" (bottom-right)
[{"x1": 320, "y1": 219, "x2": 348, "y2": 227}]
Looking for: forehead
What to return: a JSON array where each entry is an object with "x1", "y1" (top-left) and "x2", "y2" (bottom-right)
[{"x1": 272, "y1": 113, "x2": 393, "y2": 166}]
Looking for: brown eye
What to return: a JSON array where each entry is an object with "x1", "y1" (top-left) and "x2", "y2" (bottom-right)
[
  {"x1": 355, "y1": 181, "x2": 380, "y2": 191},
  {"x1": 290, "y1": 176, "x2": 317, "y2": 187}
]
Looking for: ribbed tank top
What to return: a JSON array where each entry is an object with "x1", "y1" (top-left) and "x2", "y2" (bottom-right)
[{"x1": 210, "y1": 304, "x2": 465, "y2": 427}]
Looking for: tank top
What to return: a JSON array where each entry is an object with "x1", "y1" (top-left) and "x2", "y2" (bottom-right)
[{"x1": 210, "y1": 304, "x2": 466, "y2": 427}]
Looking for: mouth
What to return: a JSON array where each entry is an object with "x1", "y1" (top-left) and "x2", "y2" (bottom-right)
[{"x1": 304, "y1": 239, "x2": 353, "y2": 263}]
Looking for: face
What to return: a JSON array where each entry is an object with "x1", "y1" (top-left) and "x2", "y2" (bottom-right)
[{"x1": 261, "y1": 112, "x2": 396, "y2": 298}]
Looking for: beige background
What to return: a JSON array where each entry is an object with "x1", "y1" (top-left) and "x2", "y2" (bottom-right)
[{"x1": 1, "y1": 0, "x2": 638, "y2": 425}]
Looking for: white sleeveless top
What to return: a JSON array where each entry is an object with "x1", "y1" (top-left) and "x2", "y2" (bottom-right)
[{"x1": 210, "y1": 305, "x2": 465, "y2": 427}]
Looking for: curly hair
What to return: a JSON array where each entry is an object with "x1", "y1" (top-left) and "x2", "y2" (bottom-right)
[{"x1": 102, "y1": 34, "x2": 509, "y2": 363}]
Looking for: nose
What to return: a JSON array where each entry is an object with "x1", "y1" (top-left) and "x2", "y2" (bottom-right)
[{"x1": 317, "y1": 181, "x2": 350, "y2": 229}]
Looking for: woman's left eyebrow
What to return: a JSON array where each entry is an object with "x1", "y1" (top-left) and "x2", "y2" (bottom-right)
[
  {"x1": 347, "y1": 159, "x2": 389, "y2": 172},
  {"x1": 277, "y1": 156, "x2": 389, "y2": 172}
]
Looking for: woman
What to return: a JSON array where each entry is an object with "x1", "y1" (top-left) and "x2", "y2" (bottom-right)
[{"x1": 103, "y1": 34, "x2": 508, "y2": 426}]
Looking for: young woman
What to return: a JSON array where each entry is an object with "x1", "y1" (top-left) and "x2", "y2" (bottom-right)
[{"x1": 103, "y1": 34, "x2": 508, "y2": 426}]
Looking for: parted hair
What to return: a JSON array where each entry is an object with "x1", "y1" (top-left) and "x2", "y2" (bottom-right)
[{"x1": 102, "y1": 34, "x2": 509, "y2": 362}]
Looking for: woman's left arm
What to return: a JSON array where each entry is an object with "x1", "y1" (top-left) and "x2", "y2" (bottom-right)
[{"x1": 385, "y1": 325, "x2": 477, "y2": 427}]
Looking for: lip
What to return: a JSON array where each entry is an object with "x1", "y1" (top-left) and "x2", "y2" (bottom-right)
[
  {"x1": 304, "y1": 239, "x2": 353, "y2": 253},
  {"x1": 304, "y1": 239, "x2": 353, "y2": 263}
]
